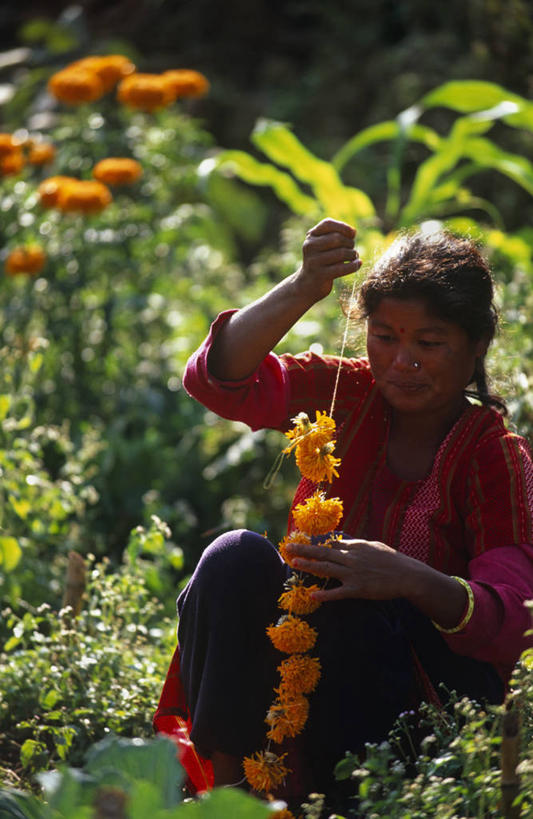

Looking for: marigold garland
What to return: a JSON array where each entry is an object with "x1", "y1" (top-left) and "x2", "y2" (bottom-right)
[
  {"x1": 292, "y1": 491, "x2": 343, "y2": 535},
  {"x1": 266, "y1": 693, "x2": 309, "y2": 743},
  {"x1": 277, "y1": 654, "x2": 321, "y2": 696},
  {"x1": 244, "y1": 408, "x2": 342, "y2": 798},
  {"x1": 278, "y1": 580, "x2": 321, "y2": 615},
  {"x1": 278, "y1": 530, "x2": 311, "y2": 567},
  {"x1": 267, "y1": 615, "x2": 317, "y2": 654},
  {"x1": 242, "y1": 751, "x2": 290, "y2": 793}
]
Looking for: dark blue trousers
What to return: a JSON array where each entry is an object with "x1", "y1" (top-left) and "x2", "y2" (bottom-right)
[{"x1": 177, "y1": 530, "x2": 503, "y2": 793}]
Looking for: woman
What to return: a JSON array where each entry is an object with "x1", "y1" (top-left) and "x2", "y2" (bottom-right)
[{"x1": 157, "y1": 219, "x2": 533, "y2": 801}]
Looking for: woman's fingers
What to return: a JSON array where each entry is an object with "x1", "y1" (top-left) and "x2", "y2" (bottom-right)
[{"x1": 306, "y1": 218, "x2": 356, "y2": 239}]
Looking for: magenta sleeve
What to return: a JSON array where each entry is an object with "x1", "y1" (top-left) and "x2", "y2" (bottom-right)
[
  {"x1": 443, "y1": 544, "x2": 533, "y2": 676},
  {"x1": 181, "y1": 310, "x2": 291, "y2": 431}
]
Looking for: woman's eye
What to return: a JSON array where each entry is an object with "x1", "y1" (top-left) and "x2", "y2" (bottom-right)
[
  {"x1": 419, "y1": 340, "x2": 442, "y2": 348},
  {"x1": 374, "y1": 334, "x2": 394, "y2": 342}
]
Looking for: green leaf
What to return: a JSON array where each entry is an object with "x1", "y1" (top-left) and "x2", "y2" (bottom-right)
[
  {"x1": 421, "y1": 81, "x2": 533, "y2": 131},
  {"x1": 461, "y1": 138, "x2": 533, "y2": 196},
  {"x1": 178, "y1": 788, "x2": 271, "y2": 818},
  {"x1": 0, "y1": 394, "x2": 11, "y2": 421},
  {"x1": 252, "y1": 119, "x2": 375, "y2": 221},
  {"x1": 39, "y1": 689, "x2": 61, "y2": 710},
  {"x1": 332, "y1": 120, "x2": 441, "y2": 171},
  {"x1": 84, "y1": 736, "x2": 184, "y2": 809},
  {"x1": 0, "y1": 535, "x2": 22, "y2": 571},
  {"x1": 215, "y1": 150, "x2": 316, "y2": 215},
  {"x1": 20, "y1": 739, "x2": 47, "y2": 770}
]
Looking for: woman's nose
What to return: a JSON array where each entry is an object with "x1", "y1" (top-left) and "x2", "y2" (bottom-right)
[{"x1": 392, "y1": 344, "x2": 416, "y2": 370}]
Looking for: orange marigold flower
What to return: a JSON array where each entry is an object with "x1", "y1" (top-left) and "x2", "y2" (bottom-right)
[
  {"x1": 277, "y1": 654, "x2": 321, "y2": 696},
  {"x1": 243, "y1": 750, "x2": 289, "y2": 793},
  {"x1": 292, "y1": 491, "x2": 343, "y2": 536},
  {"x1": 266, "y1": 693, "x2": 309, "y2": 743},
  {"x1": 267, "y1": 615, "x2": 317, "y2": 654},
  {"x1": 0, "y1": 148, "x2": 25, "y2": 176},
  {"x1": 0, "y1": 133, "x2": 18, "y2": 157},
  {"x1": 48, "y1": 67, "x2": 105, "y2": 105},
  {"x1": 92, "y1": 157, "x2": 142, "y2": 186},
  {"x1": 295, "y1": 437, "x2": 341, "y2": 483},
  {"x1": 71, "y1": 55, "x2": 135, "y2": 92},
  {"x1": 117, "y1": 73, "x2": 175, "y2": 112},
  {"x1": 163, "y1": 69, "x2": 210, "y2": 98},
  {"x1": 283, "y1": 409, "x2": 336, "y2": 454},
  {"x1": 57, "y1": 179, "x2": 112, "y2": 214},
  {"x1": 278, "y1": 581, "x2": 321, "y2": 615},
  {"x1": 27, "y1": 143, "x2": 56, "y2": 165},
  {"x1": 278, "y1": 530, "x2": 311, "y2": 567},
  {"x1": 5, "y1": 245, "x2": 46, "y2": 276},
  {"x1": 271, "y1": 810, "x2": 295, "y2": 819},
  {"x1": 38, "y1": 176, "x2": 77, "y2": 209}
]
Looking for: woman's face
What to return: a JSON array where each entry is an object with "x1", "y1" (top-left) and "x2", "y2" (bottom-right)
[{"x1": 366, "y1": 297, "x2": 487, "y2": 420}]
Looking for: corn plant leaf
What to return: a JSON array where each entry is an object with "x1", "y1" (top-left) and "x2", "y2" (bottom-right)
[
  {"x1": 332, "y1": 120, "x2": 441, "y2": 171},
  {"x1": 214, "y1": 150, "x2": 316, "y2": 215},
  {"x1": 252, "y1": 119, "x2": 375, "y2": 220},
  {"x1": 461, "y1": 138, "x2": 533, "y2": 196},
  {"x1": 421, "y1": 81, "x2": 533, "y2": 131}
]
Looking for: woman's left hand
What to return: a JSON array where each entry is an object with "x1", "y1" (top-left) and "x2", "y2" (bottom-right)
[{"x1": 285, "y1": 537, "x2": 414, "y2": 602}]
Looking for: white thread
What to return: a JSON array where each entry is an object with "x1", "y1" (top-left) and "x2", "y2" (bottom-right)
[{"x1": 329, "y1": 274, "x2": 359, "y2": 417}]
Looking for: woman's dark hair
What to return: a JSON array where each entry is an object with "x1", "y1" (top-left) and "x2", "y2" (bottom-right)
[{"x1": 354, "y1": 230, "x2": 506, "y2": 414}]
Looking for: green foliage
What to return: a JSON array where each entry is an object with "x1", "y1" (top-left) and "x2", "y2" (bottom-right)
[
  {"x1": 333, "y1": 684, "x2": 533, "y2": 817},
  {"x1": 0, "y1": 550, "x2": 174, "y2": 783},
  {"x1": 0, "y1": 736, "x2": 272, "y2": 818}
]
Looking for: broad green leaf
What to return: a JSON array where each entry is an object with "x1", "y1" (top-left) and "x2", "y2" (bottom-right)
[
  {"x1": 28, "y1": 352, "x2": 43, "y2": 374},
  {"x1": 251, "y1": 119, "x2": 375, "y2": 220},
  {"x1": 421, "y1": 81, "x2": 533, "y2": 131},
  {"x1": 0, "y1": 535, "x2": 22, "y2": 571},
  {"x1": 39, "y1": 688, "x2": 61, "y2": 710},
  {"x1": 10, "y1": 496, "x2": 31, "y2": 519},
  {"x1": 215, "y1": 150, "x2": 316, "y2": 215},
  {"x1": 461, "y1": 138, "x2": 533, "y2": 196},
  {"x1": 332, "y1": 120, "x2": 441, "y2": 171}
]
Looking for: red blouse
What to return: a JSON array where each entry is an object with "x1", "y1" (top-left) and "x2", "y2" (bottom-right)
[{"x1": 182, "y1": 310, "x2": 533, "y2": 685}]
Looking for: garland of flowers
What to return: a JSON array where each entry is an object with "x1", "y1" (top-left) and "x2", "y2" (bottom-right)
[{"x1": 242, "y1": 410, "x2": 344, "y2": 812}]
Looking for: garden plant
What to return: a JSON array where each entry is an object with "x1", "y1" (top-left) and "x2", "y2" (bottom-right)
[{"x1": 0, "y1": 28, "x2": 532, "y2": 819}]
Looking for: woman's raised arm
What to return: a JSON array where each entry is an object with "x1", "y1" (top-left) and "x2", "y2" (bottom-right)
[{"x1": 207, "y1": 219, "x2": 361, "y2": 381}]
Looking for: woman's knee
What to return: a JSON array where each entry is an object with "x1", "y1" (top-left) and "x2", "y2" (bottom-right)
[{"x1": 187, "y1": 529, "x2": 285, "y2": 595}]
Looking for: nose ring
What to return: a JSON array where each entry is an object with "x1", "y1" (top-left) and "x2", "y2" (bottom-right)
[{"x1": 413, "y1": 361, "x2": 421, "y2": 369}]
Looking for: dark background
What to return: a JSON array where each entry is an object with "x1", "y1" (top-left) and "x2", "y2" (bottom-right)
[{"x1": 2, "y1": 0, "x2": 532, "y2": 155}]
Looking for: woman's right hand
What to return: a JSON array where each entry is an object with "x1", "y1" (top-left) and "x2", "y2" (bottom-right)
[{"x1": 296, "y1": 218, "x2": 361, "y2": 301}]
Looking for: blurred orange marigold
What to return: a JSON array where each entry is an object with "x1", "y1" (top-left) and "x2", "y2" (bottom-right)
[
  {"x1": 70, "y1": 55, "x2": 135, "y2": 92},
  {"x1": 93, "y1": 157, "x2": 142, "y2": 186},
  {"x1": 57, "y1": 179, "x2": 112, "y2": 214},
  {"x1": 0, "y1": 133, "x2": 19, "y2": 157},
  {"x1": 117, "y1": 73, "x2": 175, "y2": 112},
  {"x1": 27, "y1": 143, "x2": 56, "y2": 165},
  {"x1": 38, "y1": 176, "x2": 78, "y2": 209},
  {"x1": 0, "y1": 148, "x2": 25, "y2": 176},
  {"x1": 5, "y1": 245, "x2": 46, "y2": 276},
  {"x1": 163, "y1": 69, "x2": 210, "y2": 98},
  {"x1": 48, "y1": 67, "x2": 105, "y2": 105}
]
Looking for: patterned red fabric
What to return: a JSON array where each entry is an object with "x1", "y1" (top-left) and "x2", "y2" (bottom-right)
[{"x1": 153, "y1": 645, "x2": 214, "y2": 794}]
